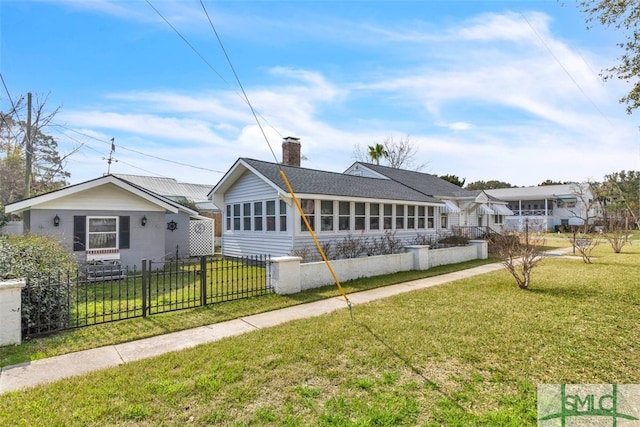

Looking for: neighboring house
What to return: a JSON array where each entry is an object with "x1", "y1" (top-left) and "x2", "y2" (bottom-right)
[
  {"x1": 485, "y1": 183, "x2": 600, "y2": 232},
  {"x1": 113, "y1": 174, "x2": 218, "y2": 213},
  {"x1": 210, "y1": 137, "x2": 512, "y2": 257},
  {"x1": 113, "y1": 173, "x2": 221, "y2": 248},
  {"x1": 5, "y1": 175, "x2": 208, "y2": 268}
]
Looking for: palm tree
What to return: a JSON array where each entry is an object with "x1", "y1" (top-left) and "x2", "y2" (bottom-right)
[{"x1": 368, "y1": 143, "x2": 387, "y2": 165}]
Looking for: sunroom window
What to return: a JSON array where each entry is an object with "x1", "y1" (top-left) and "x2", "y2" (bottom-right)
[
  {"x1": 338, "y1": 202, "x2": 350, "y2": 231},
  {"x1": 300, "y1": 199, "x2": 315, "y2": 231},
  {"x1": 370, "y1": 203, "x2": 380, "y2": 230},
  {"x1": 355, "y1": 203, "x2": 365, "y2": 230},
  {"x1": 383, "y1": 204, "x2": 393, "y2": 230},
  {"x1": 321, "y1": 200, "x2": 334, "y2": 231}
]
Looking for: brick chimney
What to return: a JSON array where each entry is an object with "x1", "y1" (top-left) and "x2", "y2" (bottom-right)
[{"x1": 282, "y1": 136, "x2": 301, "y2": 167}]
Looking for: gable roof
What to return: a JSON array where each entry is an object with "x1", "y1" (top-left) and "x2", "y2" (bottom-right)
[
  {"x1": 114, "y1": 174, "x2": 217, "y2": 211},
  {"x1": 350, "y1": 162, "x2": 488, "y2": 199},
  {"x1": 6, "y1": 175, "x2": 199, "y2": 216},
  {"x1": 211, "y1": 158, "x2": 442, "y2": 204}
]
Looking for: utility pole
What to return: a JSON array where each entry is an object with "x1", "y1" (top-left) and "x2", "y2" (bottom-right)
[
  {"x1": 24, "y1": 92, "x2": 33, "y2": 199},
  {"x1": 104, "y1": 138, "x2": 116, "y2": 174}
]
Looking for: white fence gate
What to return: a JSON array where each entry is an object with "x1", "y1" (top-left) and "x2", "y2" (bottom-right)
[{"x1": 189, "y1": 218, "x2": 215, "y2": 256}]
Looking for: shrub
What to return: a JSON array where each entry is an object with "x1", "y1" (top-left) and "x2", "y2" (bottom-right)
[
  {"x1": 334, "y1": 234, "x2": 368, "y2": 259},
  {"x1": 437, "y1": 235, "x2": 469, "y2": 246},
  {"x1": 0, "y1": 235, "x2": 78, "y2": 336}
]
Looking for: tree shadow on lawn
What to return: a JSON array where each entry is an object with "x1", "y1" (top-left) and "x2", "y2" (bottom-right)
[{"x1": 527, "y1": 285, "x2": 599, "y2": 299}]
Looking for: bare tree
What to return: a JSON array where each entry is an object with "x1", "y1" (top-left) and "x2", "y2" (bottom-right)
[
  {"x1": 572, "y1": 233, "x2": 601, "y2": 264},
  {"x1": 353, "y1": 135, "x2": 427, "y2": 170},
  {"x1": 0, "y1": 93, "x2": 76, "y2": 205},
  {"x1": 601, "y1": 216, "x2": 630, "y2": 254},
  {"x1": 492, "y1": 226, "x2": 546, "y2": 289},
  {"x1": 381, "y1": 136, "x2": 426, "y2": 170}
]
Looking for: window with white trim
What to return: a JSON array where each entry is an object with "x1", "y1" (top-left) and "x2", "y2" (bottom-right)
[
  {"x1": 321, "y1": 200, "x2": 333, "y2": 231},
  {"x1": 254, "y1": 202, "x2": 263, "y2": 231},
  {"x1": 407, "y1": 205, "x2": 416, "y2": 229},
  {"x1": 395, "y1": 204, "x2": 405, "y2": 229},
  {"x1": 233, "y1": 204, "x2": 241, "y2": 230},
  {"x1": 355, "y1": 202, "x2": 365, "y2": 230},
  {"x1": 243, "y1": 203, "x2": 251, "y2": 231},
  {"x1": 441, "y1": 214, "x2": 448, "y2": 229},
  {"x1": 370, "y1": 203, "x2": 380, "y2": 230},
  {"x1": 300, "y1": 199, "x2": 315, "y2": 231},
  {"x1": 279, "y1": 200, "x2": 287, "y2": 232},
  {"x1": 417, "y1": 206, "x2": 425, "y2": 228},
  {"x1": 494, "y1": 215, "x2": 503, "y2": 224},
  {"x1": 226, "y1": 205, "x2": 232, "y2": 230},
  {"x1": 338, "y1": 201, "x2": 350, "y2": 230},
  {"x1": 88, "y1": 217, "x2": 118, "y2": 249},
  {"x1": 427, "y1": 207, "x2": 435, "y2": 228},
  {"x1": 383, "y1": 204, "x2": 393, "y2": 229},
  {"x1": 266, "y1": 200, "x2": 276, "y2": 231}
]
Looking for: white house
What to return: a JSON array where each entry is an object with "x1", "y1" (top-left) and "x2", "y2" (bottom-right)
[
  {"x1": 210, "y1": 137, "x2": 512, "y2": 257},
  {"x1": 486, "y1": 183, "x2": 600, "y2": 232}
]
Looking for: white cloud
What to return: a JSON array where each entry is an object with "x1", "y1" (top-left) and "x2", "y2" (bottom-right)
[{"x1": 40, "y1": 4, "x2": 637, "y2": 188}]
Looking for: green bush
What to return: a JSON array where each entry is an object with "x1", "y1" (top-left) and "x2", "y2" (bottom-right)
[{"x1": 0, "y1": 235, "x2": 78, "y2": 336}]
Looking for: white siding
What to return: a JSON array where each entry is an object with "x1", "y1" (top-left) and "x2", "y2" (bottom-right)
[
  {"x1": 226, "y1": 171, "x2": 278, "y2": 202},
  {"x1": 222, "y1": 171, "x2": 292, "y2": 257},
  {"x1": 35, "y1": 184, "x2": 165, "y2": 212},
  {"x1": 222, "y1": 233, "x2": 292, "y2": 257}
]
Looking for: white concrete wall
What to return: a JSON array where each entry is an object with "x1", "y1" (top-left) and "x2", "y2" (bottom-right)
[
  {"x1": 0, "y1": 278, "x2": 26, "y2": 346},
  {"x1": 429, "y1": 245, "x2": 477, "y2": 268},
  {"x1": 270, "y1": 242, "x2": 487, "y2": 293},
  {"x1": 299, "y1": 252, "x2": 414, "y2": 291}
]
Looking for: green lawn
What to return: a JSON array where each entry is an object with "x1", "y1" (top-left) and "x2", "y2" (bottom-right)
[{"x1": 1, "y1": 241, "x2": 638, "y2": 426}]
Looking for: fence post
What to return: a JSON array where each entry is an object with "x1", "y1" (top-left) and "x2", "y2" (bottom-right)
[
  {"x1": 200, "y1": 255, "x2": 207, "y2": 306},
  {"x1": 406, "y1": 245, "x2": 430, "y2": 270},
  {"x1": 270, "y1": 256, "x2": 302, "y2": 295},
  {"x1": 141, "y1": 260, "x2": 148, "y2": 317},
  {"x1": 0, "y1": 278, "x2": 26, "y2": 346},
  {"x1": 469, "y1": 240, "x2": 488, "y2": 259}
]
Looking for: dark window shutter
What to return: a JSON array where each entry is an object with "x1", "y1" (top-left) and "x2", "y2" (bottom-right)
[
  {"x1": 119, "y1": 216, "x2": 130, "y2": 249},
  {"x1": 73, "y1": 216, "x2": 86, "y2": 251}
]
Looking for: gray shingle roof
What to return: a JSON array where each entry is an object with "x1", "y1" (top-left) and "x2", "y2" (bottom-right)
[
  {"x1": 242, "y1": 158, "x2": 441, "y2": 203},
  {"x1": 353, "y1": 162, "x2": 478, "y2": 198}
]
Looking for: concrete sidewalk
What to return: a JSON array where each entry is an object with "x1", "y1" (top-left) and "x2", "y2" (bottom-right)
[{"x1": 0, "y1": 250, "x2": 570, "y2": 394}]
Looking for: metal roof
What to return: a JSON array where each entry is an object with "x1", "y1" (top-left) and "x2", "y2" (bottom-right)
[
  {"x1": 114, "y1": 174, "x2": 214, "y2": 203},
  {"x1": 486, "y1": 183, "x2": 585, "y2": 201}
]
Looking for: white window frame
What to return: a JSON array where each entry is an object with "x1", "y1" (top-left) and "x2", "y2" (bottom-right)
[{"x1": 87, "y1": 216, "x2": 118, "y2": 250}]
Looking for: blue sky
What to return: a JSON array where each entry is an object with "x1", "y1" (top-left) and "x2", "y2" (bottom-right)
[{"x1": 1, "y1": 0, "x2": 638, "y2": 187}]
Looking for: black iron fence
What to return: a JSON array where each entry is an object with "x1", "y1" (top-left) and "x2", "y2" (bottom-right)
[{"x1": 21, "y1": 255, "x2": 271, "y2": 338}]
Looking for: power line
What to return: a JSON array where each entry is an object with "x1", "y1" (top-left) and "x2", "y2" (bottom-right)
[
  {"x1": 145, "y1": 0, "x2": 284, "y2": 141},
  {"x1": 198, "y1": 0, "x2": 352, "y2": 312},
  {"x1": 198, "y1": 0, "x2": 279, "y2": 164},
  {"x1": 0, "y1": 72, "x2": 24, "y2": 143},
  {"x1": 51, "y1": 122, "x2": 226, "y2": 174},
  {"x1": 520, "y1": 12, "x2": 614, "y2": 127}
]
